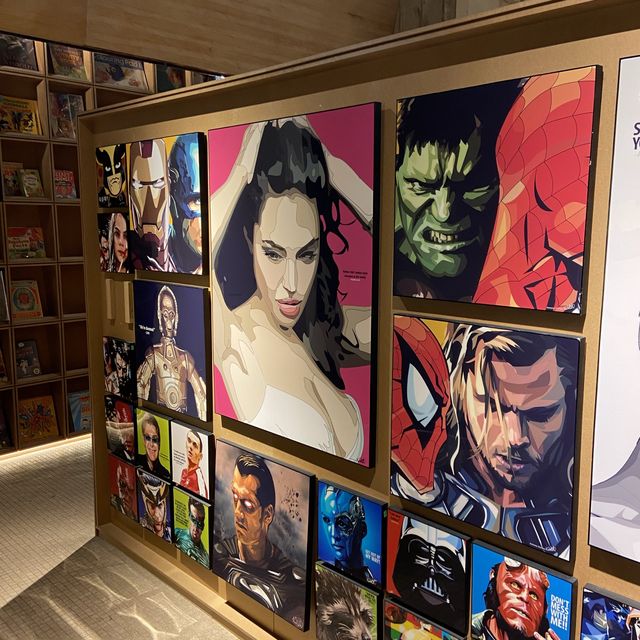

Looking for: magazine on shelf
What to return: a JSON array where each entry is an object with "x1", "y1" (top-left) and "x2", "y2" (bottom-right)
[
  {"x1": 15, "y1": 339, "x2": 41, "y2": 378},
  {"x1": 2, "y1": 162, "x2": 22, "y2": 197},
  {"x1": 0, "y1": 95, "x2": 41, "y2": 134},
  {"x1": 0, "y1": 271, "x2": 9, "y2": 322},
  {"x1": 68, "y1": 390, "x2": 91, "y2": 432},
  {"x1": 17, "y1": 394, "x2": 58, "y2": 445},
  {"x1": 10, "y1": 279, "x2": 43, "y2": 320},
  {"x1": 7, "y1": 226, "x2": 46, "y2": 259},
  {"x1": 48, "y1": 44, "x2": 87, "y2": 80},
  {"x1": 156, "y1": 64, "x2": 185, "y2": 92},
  {"x1": 94, "y1": 52, "x2": 148, "y2": 91},
  {"x1": 0, "y1": 34, "x2": 37, "y2": 71},
  {"x1": 54, "y1": 170, "x2": 77, "y2": 199},
  {"x1": 17, "y1": 169, "x2": 44, "y2": 198},
  {"x1": 49, "y1": 92, "x2": 84, "y2": 140},
  {"x1": 0, "y1": 346, "x2": 8, "y2": 383}
]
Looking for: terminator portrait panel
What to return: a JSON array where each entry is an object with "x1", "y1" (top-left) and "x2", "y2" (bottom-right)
[
  {"x1": 134, "y1": 280, "x2": 208, "y2": 421},
  {"x1": 393, "y1": 66, "x2": 599, "y2": 313},
  {"x1": 471, "y1": 542, "x2": 575, "y2": 640},
  {"x1": 107, "y1": 453, "x2": 137, "y2": 522},
  {"x1": 390, "y1": 314, "x2": 580, "y2": 559},
  {"x1": 317, "y1": 480, "x2": 385, "y2": 589},
  {"x1": 212, "y1": 439, "x2": 314, "y2": 630},
  {"x1": 386, "y1": 508, "x2": 469, "y2": 636}
]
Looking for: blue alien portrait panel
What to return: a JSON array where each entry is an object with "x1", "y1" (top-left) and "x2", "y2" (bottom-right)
[
  {"x1": 127, "y1": 132, "x2": 205, "y2": 274},
  {"x1": 581, "y1": 586, "x2": 640, "y2": 640},
  {"x1": 133, "y1": 280, "x2": 208, "y2": 421},
  {"x1": 471, "y1": 542, "x2": 574, "y2": 640},
  {"x1": 212, "y1": 439, "x2": 314, "y2": 630},
  {"x1": 317, "y1": 480, "x2": 384, "y2": 589},
  {"x1": 386, "y1": 508, "x2": 469, "y2": 636}
]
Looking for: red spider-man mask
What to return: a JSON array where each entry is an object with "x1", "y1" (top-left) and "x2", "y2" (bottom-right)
[
  {"x1": 391, "y1": 316, "x2": 451, "y2": 494},
  {"x1": 473, "y1": 67, "x2": 596, "y2": 312}
]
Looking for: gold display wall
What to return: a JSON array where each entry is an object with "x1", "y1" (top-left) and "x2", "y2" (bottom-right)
[{"x1": 78, "y1": 1, "x2": 640, "y2": 638}]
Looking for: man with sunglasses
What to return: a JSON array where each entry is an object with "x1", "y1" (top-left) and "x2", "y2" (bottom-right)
[
  {"x1": 137, "y1": 412, "x2": 170, "y2": 481},
  {"x1": 175, "y1": 495, "x2": 209, "y2": 568}
]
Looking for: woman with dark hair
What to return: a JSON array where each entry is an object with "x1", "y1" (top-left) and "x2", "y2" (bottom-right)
[
  {"x1": 211, "y1": 118, "x2": 372, "y2": 461},
  {"x1": 108, "y1": 211, "x2": 130, "y2": 273}
]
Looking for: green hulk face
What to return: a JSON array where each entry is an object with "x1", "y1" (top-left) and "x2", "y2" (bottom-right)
[{"x1": 395, "y1": 126, "x2": 498, "y2": 285}]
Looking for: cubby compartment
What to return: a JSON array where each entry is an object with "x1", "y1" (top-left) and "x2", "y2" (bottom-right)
[
  {"x1": 14, "y1": 322, "x2": 62, "y2": 383},
  {"x1": 9, "y1": 263, "x2": 59, "y2": 322},
  {"x1": 65, "y1": 374, "x2": 91, "y2": 436},
  {"x1": 16, "y1": 379, "x2": 64, "y2": 448},
  {"x1": 51, "y1": 143, "x2": 80, "y2": 201},
  {"x1": 1, "y1": 139, "x2": 52, "y2": 200},
  {"x1": 55, "y1": 204, "x2": 83, "y2": 260},
  {"x1": 0, "y1": 72, "x2": 48, "y2": 138},
  {"x1": 4, "y1": 202, "x2": 56, "y2": 262},
  {"x1": 59, "y1": 263, "x2": 85, "y2": 317},
  {"x1": 0, "y1": 387, "x2": 16, "y2": 455},
  {"x1": 0, "y1": 326, "x2": 14, "y2": 387},
  {"x1": 62, "y1": 320, "x2": 87, "y2": 374}
]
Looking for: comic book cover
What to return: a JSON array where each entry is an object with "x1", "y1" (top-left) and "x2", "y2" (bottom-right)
[
  {"x1": 383, "y1": 598, "x2": 462, "y2": 640},
  {"x1": 103, "y1": 336, "x2": 135, "y2": 402},
  {"x1": 15, "y1": 339, "x2": 41, "y2": 378},
  {"x1": 10, "y1": 280, "x2": 43, "y2": 319},
  {"x1": 108, "y1": 454, "x2": 137, "y2": 521},
  {"x1": 48, "y1": 44, "x2": 87, "y2": 80},
  {"x1": 0, "y1": 346, "x2": 7, "y2": 383},
  {"x1": 2, "y1": 162, "x2": 22, "y2": 197},
  {"x1": 54, "y1": 169, "x2": 77, "y2": 199},
  {"x1": 471, "y1": 542, "x2": 574, "y2": 640},
  {"x1": 386, "y1": 508, "x2": 469, "y2": 635},
  {"x1": 135, "y1": 408, "x2": 171, "y2": 481},
  {"x1": 94, "y1": 53, "x2": 148, "y2": 91},
  {"x1": 171, "y1": 421, "x2": 212, "y2": 501},
  {"x1": 0, "y1": 270, "x2": 9, "y2": 322},
  {"x1": 212, "y1": 439, "x2": 314, "y2": 630},
  {"x1": 137, "y1": 467, "x2": 172, "y2": 541},
  {"x1": 17, "y1": 394, "x2": 58, "y2": 445},
  {"x1": 105, "y1": 395, "x2": 135, "y2": 463},
  {"x1": 68, "y1": 390, "x2": 91, "y2": 433},
  {"x1": 48, "y1": 92, "x2": 74, "y2": 139},
  {"x1": 96, "y1": 143, "x2": 127, "y2": 209},
  {"x1": 191, "y1": 71, "x2": 224, "y2": 85},
  {"x1": 0, "y1": 34, "x2": 37, "y2": 71},
  {"x1": 156, "y1": 64, "x2": 185, "y2": 92},
  {"x1": 316, "y1": 561, "x2": 380, "y2": 640},
  {"x1": 317, "y1": 480, "x2": 385, "y2": 590},
  {"x1": 0, "y1": 96, "x2": 41, "y2": 134},
  {"x1": 581, "y1": 585, "x2": 640, "y2": 639},
  {"x1": 18, "y1": 169, "x2": 44, "y2": 198},
  {"x1": 7, "y1": 227, "x2": 46, "y2": 259},
  {"x1": 173, "y1": 486, "x2": 210, "y2": 569}
]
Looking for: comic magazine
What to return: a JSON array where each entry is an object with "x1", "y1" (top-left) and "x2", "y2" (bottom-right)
[
  {"x1": 7, "y1": 227, "x2": 46, "y2": 259},
  {"x1": 17, "y1": 394, "x2": 58, "y2": 445}
]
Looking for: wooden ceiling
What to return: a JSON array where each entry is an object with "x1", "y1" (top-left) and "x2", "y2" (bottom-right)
[{"x1": 0, "y1": 0, "x2": 399, "y2": 74}]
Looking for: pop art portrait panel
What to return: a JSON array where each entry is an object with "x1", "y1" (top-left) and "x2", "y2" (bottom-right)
[
  {"x1": 103, "y1": 336, "x2": 135, "y2": 402},
  {"x1": 105, "y1": 395, "x2": 135, "y2": 463},
  {"x1": 386, "y1": 508, "x2": 469, "y2": 635},
  {"x1": 394, "y1": 66, "x2": 600, "y2": 313},
  {"x1": 135, "y1": 408, "x2": 171, "y2": 481},
  {"x1": 581, "y1": 585, "x2": 640, "y2": 640},
  {"x1": 137, "y1": 467, "x2": 172, "y2": 542},
  {"x1": 96, "y1": 143, "x2": 127, "y2": 209},
  {"x1": 209, "y1": 103, "x2": 380, "y2": 467},
  {"x1": 471, "y1": 543, "x2": 575, "y2": 640},
  {"x1": 173, "y1": 486, "x2": 210, "y2": 569},
  {"x1": 590, "y1": 55, "x2": 640, "y2": 563},
  {"x1": 107, "y1": 453, "x2": 137, "y2": 522},
  {"x1": 315, "y1": 561, "x2": 380, "y2": 640},
  {"x1": 390, "y1": 315, "x2": 580, "y2": 559},
  {"x1": 212, "y1": 439, "x2": 314, "y2": 630},
  {"x1": 133, "y1": 280, "x2": 208, "y2": 421},
  {"x1": 97, "y1": 212, "x2": 132, "y2": 273},
  {"x1": 383, "y1": 598, "x2": 462, "y2": 640},
  {"x1": 128, "y1": 132, "x2": 206, "y2": 274},
  {"x1": 171, "y1": 421, "x2": 213, "y2": 501},
  {"x1": 317, "y1": 480, "x2": 385, "y2": 589}
]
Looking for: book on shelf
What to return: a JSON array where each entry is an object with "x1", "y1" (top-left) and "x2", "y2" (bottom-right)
[
  {"x1": 94, "y1": 52, "x2": 148, "y2": 91},
  {"x1": 0, "y1": 271, "x2": 9, "y2": 322},
  {"x1": 2, "y1": 161, "x2": 22, "y2": 197},
  {"x1": 18, "y1": 394, "x2": 58, "y2": 445},
  {"x1": 0, "y1": 407, "x2": 11, "y2": 450},
  {"x1": 0, "y1": 34, "x2": 37, "y2": 71},
  {"x1": 156, "y1": 64, "x2": 185, "y2": 92},
  {"x1": 54, "y1": 169, "x2": 77, "y2": 199},
  {"x1": 17, "y1": 169, "x2": 44, "y2": 198},
  {"x1": 15, "y1": 339, "x2": 41, "y2": 378},
  {"x1": 68, "y1": 390, "x2": 91, "y2": 433},
  {"x1": 47, "y1": 44, "x2": 87, "y2": 80},
  {"x1": 10, "y1": 279, "x2": 43, "y2": 320},
  {"x1": 0, "y1": 95, "x2": 41, "y2": 135},
  {"x1": 0, "y1": 345, "x2": 7, "y2": 383},
  {"x1": 7, "y1": 226, "x2": 46, "y2": 259},
  {"x1": 191, "y1": 71, "x2": 224, "y2": 85},
  {"x1": 49, "y1": 92, "x2": 84, "y2": 140}
]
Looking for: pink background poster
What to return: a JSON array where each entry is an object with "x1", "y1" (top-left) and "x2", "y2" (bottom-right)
[{"x1": 208, "y1": 103, "x2": 377, "y2": 466}]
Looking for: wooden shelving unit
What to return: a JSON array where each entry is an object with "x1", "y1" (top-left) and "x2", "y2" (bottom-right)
[{"x1": 0, "y1": 37, "x2": 224, "y2": 454}]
